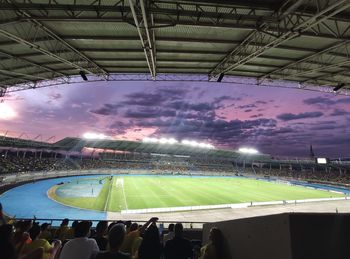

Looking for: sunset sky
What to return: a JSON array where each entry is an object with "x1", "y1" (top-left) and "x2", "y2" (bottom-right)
[{"x1": 1, "y1": 81, "x2": 349, "y2": 158}]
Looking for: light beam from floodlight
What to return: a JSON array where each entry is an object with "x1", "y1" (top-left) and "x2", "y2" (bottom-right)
[{"x1": 238, "y1": 147, "x2": 259, "y2": 154}]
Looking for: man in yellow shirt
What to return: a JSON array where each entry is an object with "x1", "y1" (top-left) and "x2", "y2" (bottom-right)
[{"x1": 21, "y1": 224, "x2": 61, "y2": 259}]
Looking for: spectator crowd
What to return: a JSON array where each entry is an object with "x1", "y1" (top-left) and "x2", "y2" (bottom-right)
[{"x1": 0, "y1": 206, "x2": 225, "y2": 259}]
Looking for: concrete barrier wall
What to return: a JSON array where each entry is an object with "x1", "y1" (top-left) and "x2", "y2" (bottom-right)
[
  {"x1": 202, "y1": 213, "x2": 293, "y2": 259},
  {"x1": 121, "y1": 197, "x2": 348, "y2": 214}
]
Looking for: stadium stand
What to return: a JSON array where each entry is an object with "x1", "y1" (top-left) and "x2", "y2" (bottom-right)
[{"x1": 0, "y1": 211, "x2": 213, "y2": 259}]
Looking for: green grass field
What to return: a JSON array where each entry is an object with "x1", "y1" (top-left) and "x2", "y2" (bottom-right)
[{"x1": 49, "y1": 175, "x2": 345, "y2": 212}]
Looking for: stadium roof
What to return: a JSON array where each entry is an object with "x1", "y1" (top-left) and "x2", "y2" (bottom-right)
[
  {"x1": 0, "y1": 136, "x2": 270, "y2": 160},
  {"x1": 1, "y1": 0, "x2": 350, "y2": 95}
]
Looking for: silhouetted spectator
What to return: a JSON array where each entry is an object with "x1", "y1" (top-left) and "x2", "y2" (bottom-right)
[
  {"x1": 200, "y1": 227, "x2": 224, "y2": 259},
  {"x1": 0, "y1": 202, "x2": 6, "y2": 225},
  {"x1": 39, "y1": 223, "x2": 52, "y2": 241},
  {"x1": 163, "y1": 223, "x2": 175, "y2": 243},
  {"x1": 96, "y1": 224, "x2": 130, "y2": 259},
  {"x1": 59, "y1": 221, "x2": 99, "y2": 259},
  {"x1": 164, "y1": 223, "x2": 192, "y2": 259},
  {"x1": 54, "y1": 218, "x2": 69, "y2": 241},
  {"x1": 121, "y1": 217, "x2": 158, "y2": 254},
  {"x1": 138, "y1": 224, "x2": 162, "y2": 259},
  {"x1": 0, "y1": 224, "x2": 16, "y2": 259},
  {"x1": 94, "y1": 221, "x2": 109, "y2": 250},
  {"x1": 65, "y1": 220, "x2": 79, "y2": 240}
]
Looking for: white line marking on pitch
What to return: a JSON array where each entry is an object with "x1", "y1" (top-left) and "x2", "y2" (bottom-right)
[{"x1": 116, "y1": 177, "x2": 128, "y2": 210}]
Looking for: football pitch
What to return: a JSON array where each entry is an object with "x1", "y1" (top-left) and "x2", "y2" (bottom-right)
[{"x1": 48, "y1": 175, "x2": 345, "y2": 212}]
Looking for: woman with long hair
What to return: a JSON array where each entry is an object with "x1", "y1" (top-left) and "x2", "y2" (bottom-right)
[
  {"x1": 138, "y1": 224, "x2": 162, "y2": 259},
  {"x1": 200, "y1": 227, "x2": 225, "y2": 259}
]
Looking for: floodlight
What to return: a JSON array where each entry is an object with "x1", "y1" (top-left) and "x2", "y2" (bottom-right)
[
  {"x1": 0, "y1": 102, "x2": 16, "y2": 120},
  {"x1": 79, "y1": 71, "x2": 88, "y2": 81},
  {"x1": 181, "y1": 139, "x2": 214, "y2": 149},
  {"x1": 316, "y1": 158, "x2": 328, "y2": 164},
  {"x1": 238, "y1": 147, "x2": 259, "y2": 154},
  {"x1": 159, "y1": 138, "x2": 168, "y2": 144},
  {"x1": 181, "y1": 140, "x2": 190, "y2": 145},
  {"x1": 167, "y1": 138, "x2": 178, "y2": 144},
  {"x1": 83, "y1": 132, "x2": 107, "y2": 139},
  {"x1": 143, "y1": 137, "x2": 179, "y2": 144},
  {"x1": 143, "y1": 137, "x2": 158, "y2": 143}
]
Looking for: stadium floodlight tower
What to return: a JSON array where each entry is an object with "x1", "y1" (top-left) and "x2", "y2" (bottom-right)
[{"x1": 83, "y1": 132, "x2": 107, "y2": 140}]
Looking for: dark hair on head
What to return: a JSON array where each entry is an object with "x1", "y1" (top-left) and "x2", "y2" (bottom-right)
[
  {"x1": 108, "y1": 222, "x2": 118, "y2": 232},
  {"x1": 168, "y1": 223, "x2": 175, "y2": 232},
  {"x1": 61, "y1": 218, "x2": 69, "y2": 226},
  {"x1": 125, "y1": 221, "x2": 132, "y2": 228},
  {"x1": 108, "y1": 224, "x2": 125, "y2": 248},
  {"x1": 138, "y1": 224, "x2": 161, "y2": 258},
  {"x1": 71, "y1": 220, "x2": 79, "y2": 229},
  {"x1": 209, "y1": 227, "x2": 224, "y2": 259},
  {"x1": 96, "y1": 221, "x2": 108, "y2": 234},
  {"x1": 40, "y1": 223, "x2": 50, "y2": 231},
  {"x1": 21, "y1": 220, "x2": 33, "y2": 232},
  {"x1": 142, "y1": 224, "x2": 160, "y2": 245},
  {"x1": 74, "y1": 221, "x2": 91, "y2": 238},
  {"x1": 29, "y1": 224, "x2": 41, "y2": 240},
  {"x1": 129, "y1": 222, "x2": 138, "y2": 232},
  {"x1": 174, "y1": 223, "x2": 183, "y2": 237}
]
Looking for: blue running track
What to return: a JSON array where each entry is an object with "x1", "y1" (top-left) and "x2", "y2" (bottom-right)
[{"x1": 0, "y1": 175, "x2": 107, "y2": 222}]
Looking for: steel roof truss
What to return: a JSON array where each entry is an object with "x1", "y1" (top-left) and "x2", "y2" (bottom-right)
[
  {"x1": 259, "y1": 40, "x2": 350, "y2": 83},
  {"x1": 128, "y1": 0, "x2": 156, "y2": 79},
  {"x1": 0, "y1": 2, "x2": 108, "y2": 79},
  {"x1": 208, "y1": 0, "x2": 350, "y2": 80}
]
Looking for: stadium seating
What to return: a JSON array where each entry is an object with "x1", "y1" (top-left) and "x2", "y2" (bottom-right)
[
  {"x1": 1, "y1": 149, "x2": 349, "y2": 186},
  {"x1": 0, "y1": 215, "x2": 208, "y2": 259}
]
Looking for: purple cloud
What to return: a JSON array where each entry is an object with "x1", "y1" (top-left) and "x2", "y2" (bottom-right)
[{"x1": 277, "y1": 112, "x2": 323, "y2": 121}]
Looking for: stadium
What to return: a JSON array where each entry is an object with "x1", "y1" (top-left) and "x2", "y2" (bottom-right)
[
  {"x1": 1, "y1": 0, "x2": 350, "y2": 258},
  {"x1": 1, "y1": 135, "x2": 348, "y2": 220}
]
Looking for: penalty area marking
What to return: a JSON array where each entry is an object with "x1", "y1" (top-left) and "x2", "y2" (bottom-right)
[{"x1": 116, "y1": 177, "x2": 128, "y2": 210}]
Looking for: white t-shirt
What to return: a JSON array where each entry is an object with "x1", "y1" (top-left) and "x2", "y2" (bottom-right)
[{"x1": 59, "y1": 237, "x2": 99, "y2": 259}]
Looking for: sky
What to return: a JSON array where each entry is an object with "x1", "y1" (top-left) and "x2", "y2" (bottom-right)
[{"x1": 0, "y1": 81, "x2": 349, "y2": 158}]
